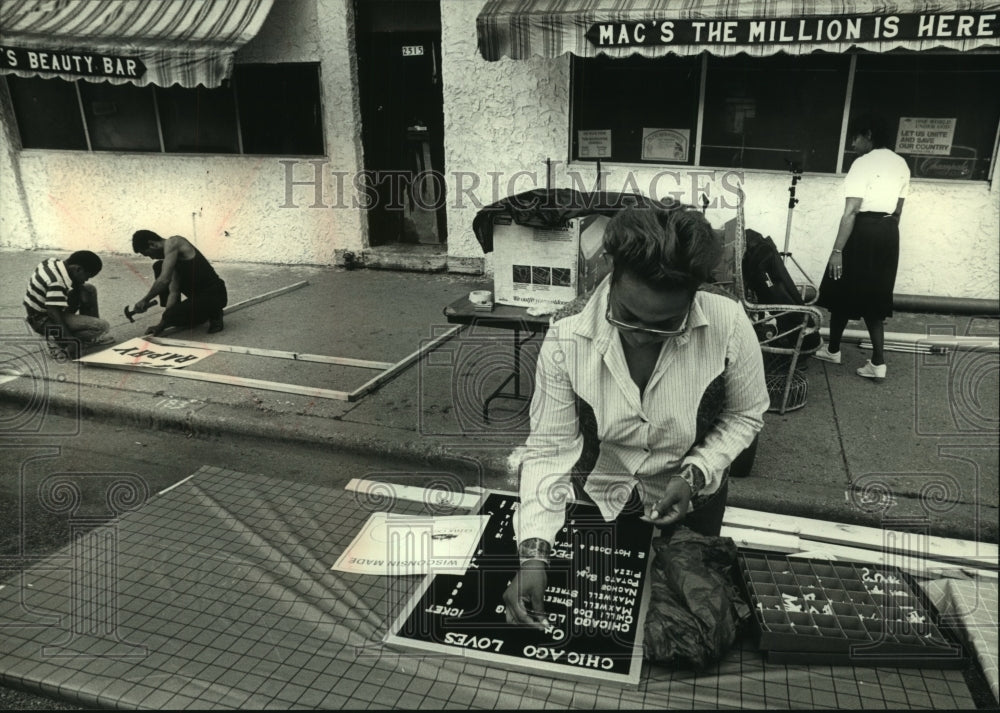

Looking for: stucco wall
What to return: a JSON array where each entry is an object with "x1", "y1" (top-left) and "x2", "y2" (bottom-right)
[
  {"x1": 0, "y1": 0, "x2": 366, "y2": 265},
  {"x1": 440, "y1": 0, "x2": 572, "y2": 265},
  {"x1": 440, "y1": 0, "x2": 1000, "y2": 300},
  {"x1": 3, "y1": 0, "x2": 998, "y2": 297},
  {"x1": 0, "y1": 80, "x2": 34, "y2": 247}
]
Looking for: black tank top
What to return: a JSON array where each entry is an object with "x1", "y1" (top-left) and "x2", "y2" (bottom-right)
[{"x1": 176, "y1": 246, "x2": 224, "y2": 297}]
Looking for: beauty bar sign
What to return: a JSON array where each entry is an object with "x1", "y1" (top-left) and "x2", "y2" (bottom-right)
[
  {"x1": 586, "y1": 12, "x2": 998, "y2": 47},
  {"x1": 1, "y1": 46, "x2": 146, "y2": 79}
]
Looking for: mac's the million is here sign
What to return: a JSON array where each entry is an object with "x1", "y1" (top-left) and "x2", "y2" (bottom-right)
[{"x1": 587, "y1": 11, "x2": 998, "y2": 47}]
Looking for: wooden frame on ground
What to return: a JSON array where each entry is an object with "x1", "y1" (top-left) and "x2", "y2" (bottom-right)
[
  {"x1": 79, "y1": 282, "x2": 465, "y2": 402},
  {"x1": 105, "y1": 325, "x2": 464, "y2": 402}
]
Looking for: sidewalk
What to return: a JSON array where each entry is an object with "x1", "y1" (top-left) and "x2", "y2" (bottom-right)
[{"x1": 2, "y1": 248, "x2": 997, "y2": 543}]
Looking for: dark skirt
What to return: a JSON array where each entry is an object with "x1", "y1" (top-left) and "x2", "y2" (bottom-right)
[{"x1": 817, "y1": 212, "x2": 900, "y2": 320}]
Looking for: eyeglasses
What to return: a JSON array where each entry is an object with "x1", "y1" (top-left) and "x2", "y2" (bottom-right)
[{"x1": 605, "y1": 291, "x2": 693, "y2": 337}]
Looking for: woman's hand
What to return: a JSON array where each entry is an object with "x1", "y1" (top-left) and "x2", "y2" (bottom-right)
[
  {"x1": 642, "y1": 476, "x2": 693, "y2": 527},
  {"x1": 827, "y1": 251, "x2": 844, "y2": 280},
  {"x1": 502, "y1": 560, "x2": 549, "y2": 631}
]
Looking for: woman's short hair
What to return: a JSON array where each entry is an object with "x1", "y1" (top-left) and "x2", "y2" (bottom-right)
[
  {"x1": 132, "y1": 229, "x2": 163, "y2": 253},
  {"x1": 848, "y1": 113, "x2": 892, "y2": 149},
  {"x1": 65, "y1": 250, "x2": 103, "y2": 276},
  {"x1": 603, "y1": 204, "x2": 721, "y2": 291}
]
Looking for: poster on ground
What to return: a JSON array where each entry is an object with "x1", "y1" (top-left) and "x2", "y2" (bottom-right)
[{"x1": 76, "y1": 338, "x2": 216, "y2": 369}]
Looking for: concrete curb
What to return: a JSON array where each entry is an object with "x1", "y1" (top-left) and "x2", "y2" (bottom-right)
[
  {"x1": 2, "y1": 374, "x2": 994, "y2": 544},
  {"x1": 1, "y1": 373, "x2": 510, "y2": 478}
]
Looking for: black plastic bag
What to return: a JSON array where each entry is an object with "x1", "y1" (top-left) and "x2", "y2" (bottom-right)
[
  {"x1": 643, "y1": 527, "x2": 751, "y2": 669},
  {"x1": 742, "y1": 229, "x2": 821, "y2": 353}
]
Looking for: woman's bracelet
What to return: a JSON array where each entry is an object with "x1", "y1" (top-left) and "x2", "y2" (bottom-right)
[{"x1": 832, "y1": 248, "x2": 842, "y2": 253}]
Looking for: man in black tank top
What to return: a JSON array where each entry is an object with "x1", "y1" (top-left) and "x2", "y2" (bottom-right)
[{"x1": 130, "y1": 230, "x2": 228, "y2": 337}]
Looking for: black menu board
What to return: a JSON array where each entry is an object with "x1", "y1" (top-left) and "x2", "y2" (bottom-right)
[{"x1": 386, "y1": 492, "x2": 654, "y2": 687}]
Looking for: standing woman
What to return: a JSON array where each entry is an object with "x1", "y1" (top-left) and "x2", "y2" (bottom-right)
[{"x1": 814, "y1": 114, "x2": 911, "y2": 379}]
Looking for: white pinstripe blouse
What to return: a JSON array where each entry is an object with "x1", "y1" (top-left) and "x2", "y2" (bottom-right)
[{"x1": 514, "y1": 276, "x2": 769, "y2": 547}]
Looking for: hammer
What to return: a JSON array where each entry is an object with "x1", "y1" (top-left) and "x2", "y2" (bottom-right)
[{"x1": 123, "y1": 302, "x2": 148, "y2": 323}]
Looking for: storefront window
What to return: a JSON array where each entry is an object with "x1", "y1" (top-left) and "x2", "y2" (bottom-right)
[
  {"x1": 158, "y1": 84, "x2": 239, "y2": 154},
  {"x1": 571, "y1": 55, "x2": 701, "y2": 165},
  {"x1": 701, "y1": 55, "x2": 849, "y2": 173},
  {"x1": 79, "y1": 81, "x2": 160, "y2": 152},
  {"x1": 7, "y1": 76, "x2": 87, "y2": 150},
  {"x1": 846, "y1": 53, "x2": 1000, "y2": 181},
  {"x1": 570, "y1": 51, "x2": 1000, "y2": 181},
  {"x1": 5, "y1": 62, "x2": 323, "y2": 156},
  {"x1": 235, "y1": 64, "x2": 324, "y2": 156}
]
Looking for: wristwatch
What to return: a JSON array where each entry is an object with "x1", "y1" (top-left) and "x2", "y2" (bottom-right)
[
  {"x1": 518, "y1": 537, "x2": 551, "y2": 567},
  {"x1": 677, "y1": 463, "x2": 706, "y2": 496}
]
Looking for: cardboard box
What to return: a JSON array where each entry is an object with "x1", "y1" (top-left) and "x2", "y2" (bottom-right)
[{"x1": 492, "y1": 214, "x2": 611, "y2": 308}]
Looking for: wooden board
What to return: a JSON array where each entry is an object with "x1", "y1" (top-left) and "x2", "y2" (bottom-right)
[
  {"x1": 348, "y1": 325, "x2": 464, "y2": 401},
  {"x1": 724, "y1": 507, "x2": 998, "y2": 571},
  {"x1": 86, "y1": 362, "x2": 351, "y2": 400},
  {"x1": 721, "y1": 524, "x2": 996, "y2": 580},
  {"x1": 148, "y1": 337, "x2": 394, "y2": 370},
  {"x1": 222, "y1": 281, "x2": 309, "y2": 315},
  {"x1": 85, "y1": 321, "x2": 464, "y2": 404}
]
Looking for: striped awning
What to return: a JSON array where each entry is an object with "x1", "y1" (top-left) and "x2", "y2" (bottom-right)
[
  {"x1": 477, "y1": 0, "x2": 1000, "y2": 60},
  {"x1": 0, "y1": 0, "x2": 275, "y2": 88}
]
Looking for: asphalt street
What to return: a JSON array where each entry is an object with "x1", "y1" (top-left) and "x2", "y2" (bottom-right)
[{"x1": 0, "y1": 404, "x2": 481, "y2": 710}]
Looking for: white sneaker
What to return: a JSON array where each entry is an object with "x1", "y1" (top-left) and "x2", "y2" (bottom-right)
[
  {"x1": 856, "y1": 360, "x2": 887, "y2": 379},
  {"x1": 83, "y1": 334, "x2": 115, "y2": 347},
  {"x1": 813, "y1": 345, "x2": 842, "y2": 364}
]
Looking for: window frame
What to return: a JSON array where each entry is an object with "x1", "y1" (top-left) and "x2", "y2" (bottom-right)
[
  {"x1": 6, "y1": 62, "x2": 326, "y2": 158},
  {"x1": 569, "y1": 50, "x2": 1000, "y2": 184}
]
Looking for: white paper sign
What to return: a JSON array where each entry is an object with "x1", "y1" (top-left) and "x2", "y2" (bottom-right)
[
  {"x1": 895, "y1": 117, "x2": 956, "y2": 156},
  {"x1": 641, "y1": 128, "x2": 690, "y2": 162},
  {"x1": 331, "y1": 513, "x2": 490, "y2": 575},
  {"x1": 578, "y1": 129, "x2": 612, "y2": 158},
  {"x1": 76, "y1": 338, "x2": 216, "y2": 369}
]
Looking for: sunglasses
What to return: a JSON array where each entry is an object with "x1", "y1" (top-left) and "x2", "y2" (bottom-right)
[{"x1": 605, "y1": 290, "x2": 693, "y2": 337}]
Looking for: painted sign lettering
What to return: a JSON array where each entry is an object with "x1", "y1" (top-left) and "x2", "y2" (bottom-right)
[
  {"x1": 386, "y1": 492, "x2": 654, "y2": 687},
  {"x1": 586, "y1": 12, "x2": 999, "y2": 47},
  {"x1": 0, "y1": 46, "x2": 146, "y2": 79},
  {"x1": 76, "y1": 338, "x2": 215, "y2": 369}
]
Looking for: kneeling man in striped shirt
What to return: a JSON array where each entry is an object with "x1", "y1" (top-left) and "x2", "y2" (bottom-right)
[{"x1": 24, "y1": 251, "x2": 112, "y2": 359}]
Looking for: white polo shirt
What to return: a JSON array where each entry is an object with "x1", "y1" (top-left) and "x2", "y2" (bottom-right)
[{"x1": 844, "y1": 148, "x2": 911, "y2": 214}]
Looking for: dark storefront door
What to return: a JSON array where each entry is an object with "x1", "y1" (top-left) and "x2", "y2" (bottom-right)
[{"x1": 356, "y1": 1, "x2": 447, "y2": 247}]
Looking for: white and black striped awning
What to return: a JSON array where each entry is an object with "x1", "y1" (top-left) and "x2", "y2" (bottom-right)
[
  {"x1": 0, "y1": 0, "x2": 275, "y2": 87},
  {"x1": 477, "y1": 0, "x2": 1000, "y2": 61}
]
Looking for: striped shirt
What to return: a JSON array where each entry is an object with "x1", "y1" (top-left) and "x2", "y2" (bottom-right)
[
  {"x1": 23, "y1": 258, "x2": 72, "y2": 315},
  {"x1": 514, "y1": 276, "x2": 769, "y2": 547}
]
